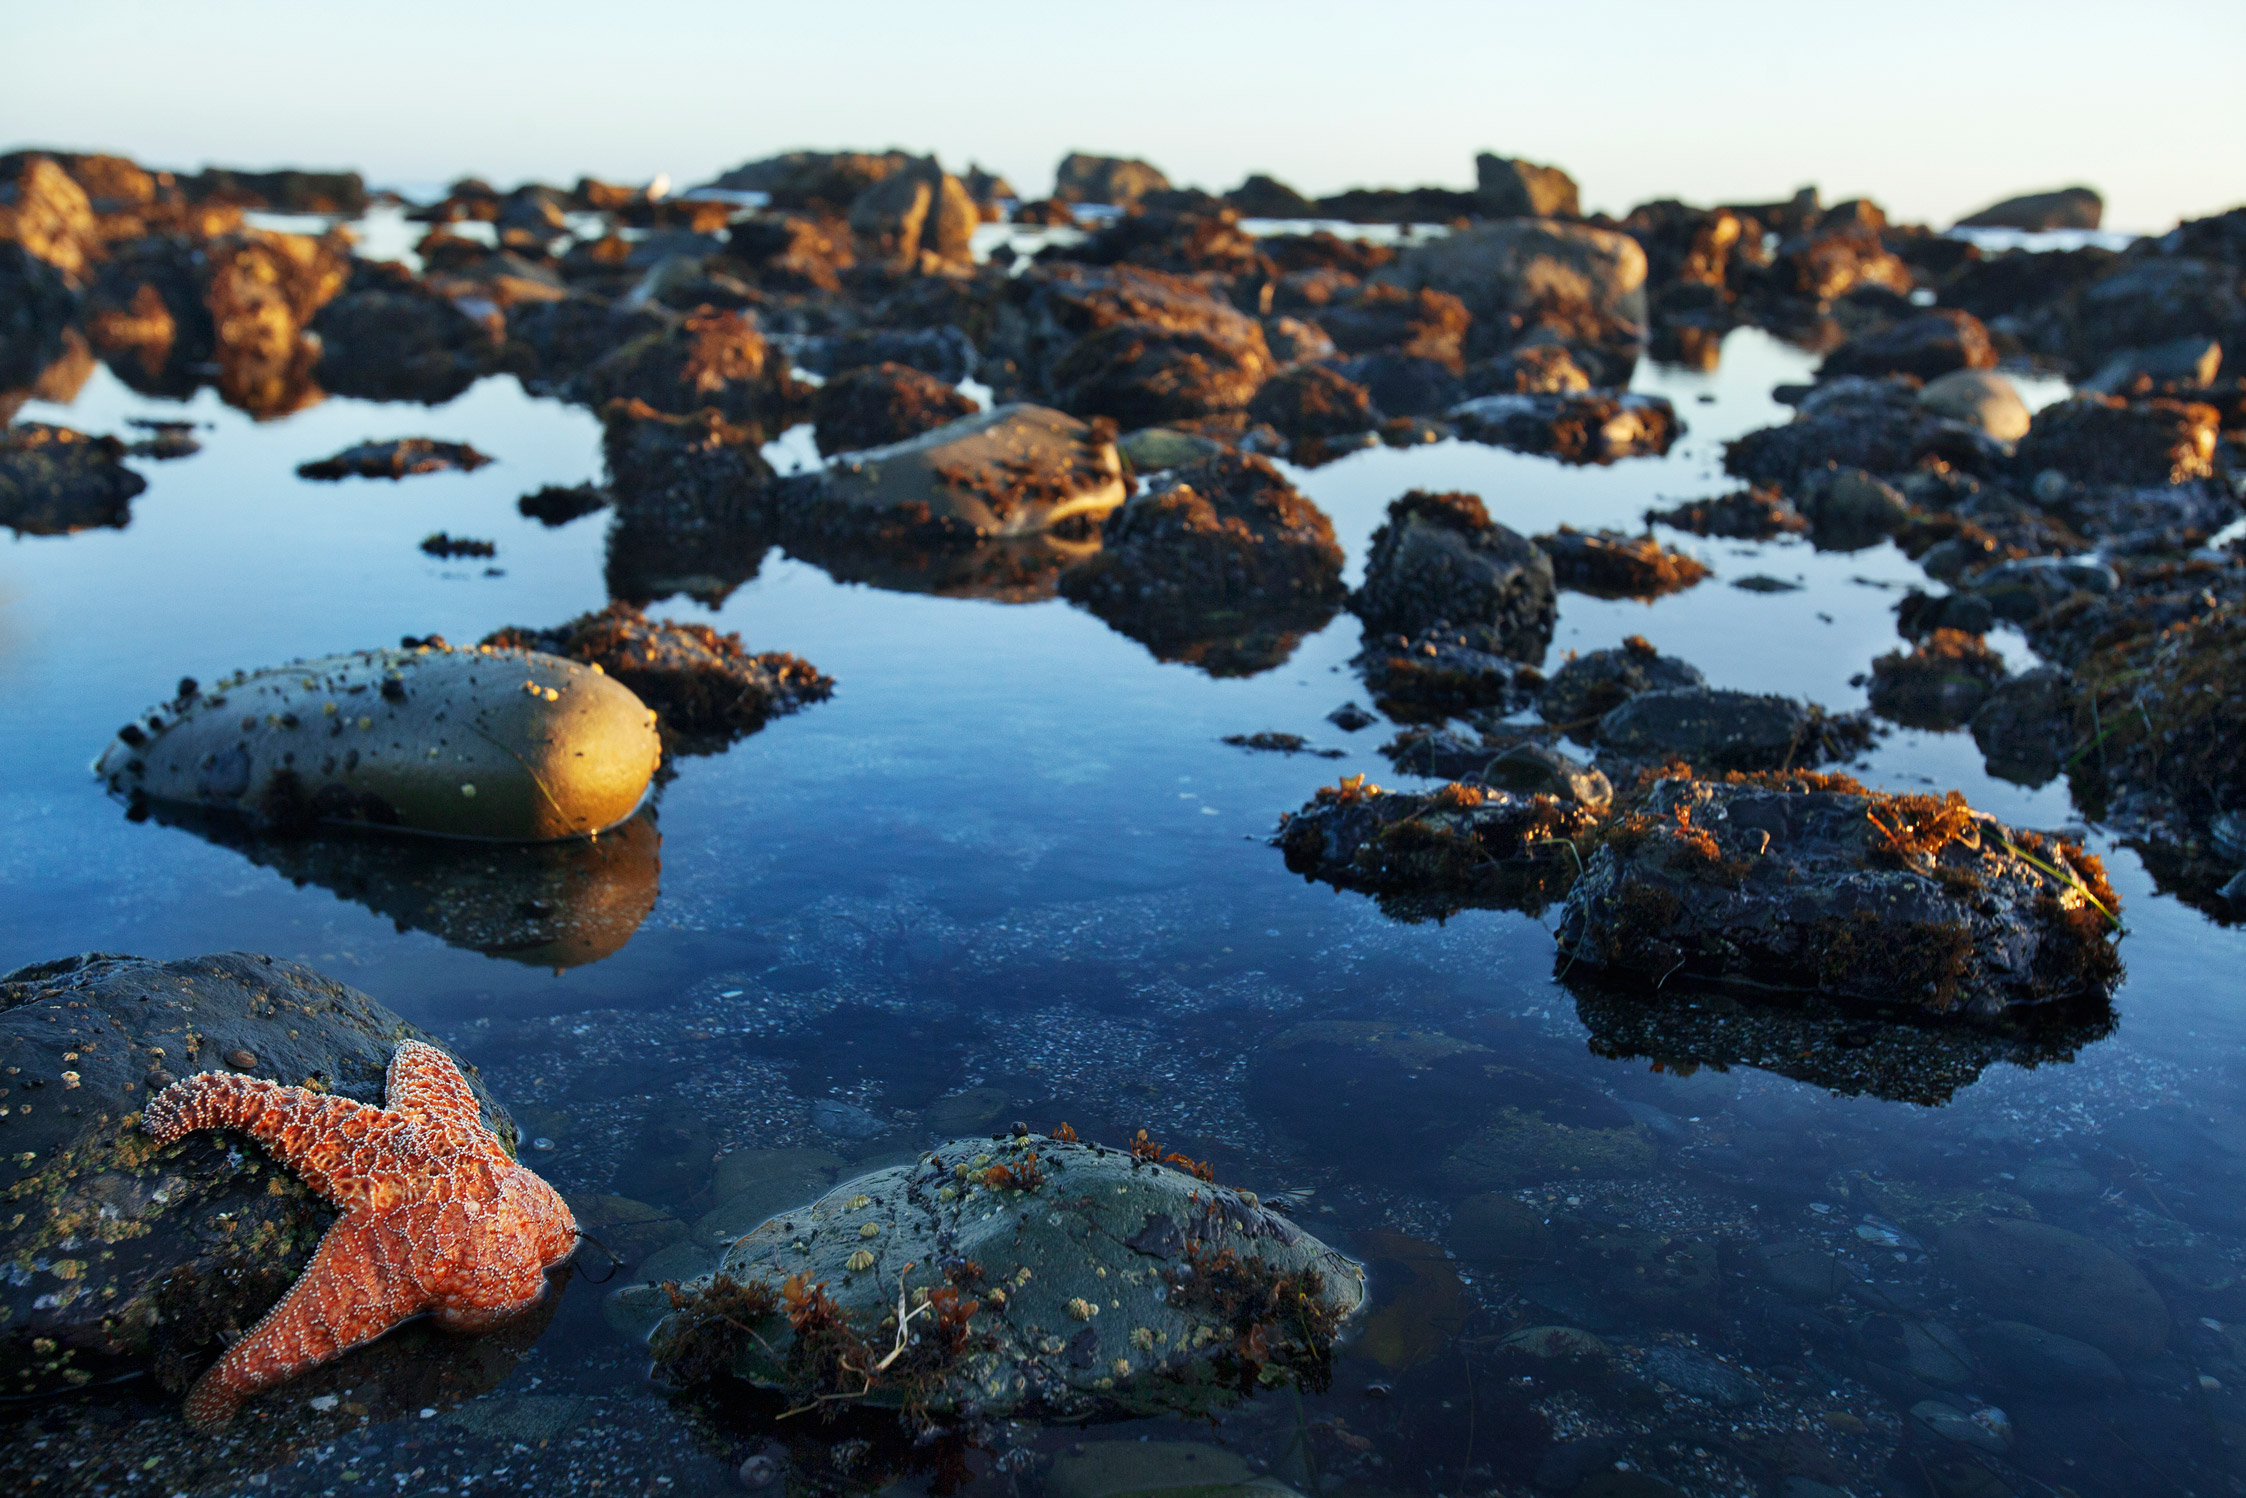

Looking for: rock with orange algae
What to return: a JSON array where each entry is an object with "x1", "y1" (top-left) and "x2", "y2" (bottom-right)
[
  {"x1": 1352, "y1": 489, "x2": 1555, "y2": 661},
  {"x1": 143, "y1": 1037, "x2": 575, "y2": 1428},
  {"x1": 1534, "y1": 525, "x2": 1710, "y2": 599},
  {"x1": 1449, "y1": 390, "x2": 1680, "y2": 463},
  {"x1": 95, "y1": 643, "x2": 661, "y2": 840},
  {"x1": 0, "y1": 952, "x2": 524, "y2": 1402}
]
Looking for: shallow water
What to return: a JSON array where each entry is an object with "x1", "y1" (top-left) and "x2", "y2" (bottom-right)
[{"x1": 6, "y1": 296, "x2": 2246, "y2": 1498}]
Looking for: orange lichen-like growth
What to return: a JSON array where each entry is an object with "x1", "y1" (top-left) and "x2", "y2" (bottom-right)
[
  {"x1": 1130, "y1": 1129, "x2": 1163, "y2": 1162},
  {"x1": 1431, "y1": 782, "x2": 1487, "y2": 811},
  {"x1": 1164, "y1": 1151, "x2": 1218, "y2": 1183},
  {"x1": 1049, "y1": 1121, "x2": 1078, "y2": 1143},
  {"x1": 981, "y1": 1152, "x2": 1044, "y2": 1192},
  {"x1": 142, "y1": 1040, "x2": 578, "y2": 1431}
]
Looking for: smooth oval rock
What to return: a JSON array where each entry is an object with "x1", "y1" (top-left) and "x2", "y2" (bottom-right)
[
  {"x1": 1918, "y1": 369, "x2": 2032, "y2": 442},
  {"x1": 645, "y1": 1133, "x2": 1364, "y2": 1420},
  {"x1": 96, "y1": 644, "x2": 662, "y2": 841},
  {"x1": 1938, "y1": 1217, "x2": 2168, "y2": 1362}
]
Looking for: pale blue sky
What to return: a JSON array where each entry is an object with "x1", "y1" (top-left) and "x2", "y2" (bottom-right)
[{"x1": 6, "y1": 0, "x2": 2241, "y2": 232}]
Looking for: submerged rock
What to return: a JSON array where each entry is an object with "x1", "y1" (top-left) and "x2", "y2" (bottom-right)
[
  {"x1": 1969, "y1": 666, "x2": 2071, "y2": 787},
  {"x1": 483, "y1": 602, "x2": 831, "y2": 754},
  {"x1": 1868, "y1": 629, "x2": 2008, "y2": 729},
  {"x1": 1060, "y1": 451, "x2": 1344, "y2": 675},
  {"x1": 1448, "y1": 391, "x2": 1679, "y2": 463},
  {"x1": 1554, "y1": 769, "x2": 2124, "y2": 1016},
  {"x1": 1536, "y1": 526, "x2": 1710, "y2": 598},
  {"x1": 1938, "y1": 1218, "x2": 2166, "y2": 1363},
  {"x1": 644, "y1": 1133, "x2": 1363, "y2": 1422},
  {"x1": 95, "y1": 644, "x2": 662, "y2": 840},
  {"x1": 774, "y1": 403, "x2": 1125, "y2": 543},
  {"x1": 810, "y1": 361, "x2": 980, "y2": 457},
  {"x1": 0, "y1": 953, "x2": 519, "y2": 1398},
  {"x1": 1796, "y1": 465, "x2": 1913, "y2": 550},
  {"x1": 0, "y1": 421, "x2": 146, "y2": 536},
  {"x1": 1646, "y1": 484, "x2": 1808, "y2": 540},
  {"x1": 1276, "y1": 775, "x2": 1593, "y2": 920},
  {"x1": 1596, "y1": 686, "x2": 1871, "y2": 772},
  {"x1": 1353, "y1": 490, "x2": 1555, "y2": 661},
  {"x1": 296, "y1": 438, "x2": 492, "y2": 481}
]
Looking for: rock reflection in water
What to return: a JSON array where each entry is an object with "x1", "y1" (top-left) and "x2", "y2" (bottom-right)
[
  {"x1": 783, "y1": 528, "x2": 1099, "y2": 604},
  {"x1": 143, "y1": 805, "x2": 661, "y2": 967},
  {"x1": 1067, "y1": 586, "x2": 1341, "y2": 676},
  {"x1": 1565, "y1": 970, "x2": 2117, "y2": 1106}
]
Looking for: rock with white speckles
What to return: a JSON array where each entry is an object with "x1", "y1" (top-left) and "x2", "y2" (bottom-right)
[
  {"x1": 644, "y1": 1134, "x2": 1364, "y2": 1421},
  {"x1": 94, "y1": 643, "x2": 662, "y2": 840}
]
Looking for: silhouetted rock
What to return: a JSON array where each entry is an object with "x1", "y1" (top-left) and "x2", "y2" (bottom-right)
[
  {"x1": 296, "y1": 438, "x2": 492, "y2": 480},
  {"x1": 1226, "y1": 173, "x2": 1315, "y2": 219},
  {"x1": 1956, "y1": 187, "x2": 2103, "y2": 232},
  {"x1": 312, "y1": 287, "x2": 497, "y2": 403},
  {"x1": 1596, "y1": 687, "x2": 1873, "y2": 773},
  {"x1": 1474, "y1": 154, "x2": 1580, "y2": 218},
  {"x1": 1536, "y1": 527, "x2": 1710, "y2": 598},
  {"x1": 1538, "y1": 638, "x2": 1704, "y2": 730},
  {"x1": 1355, "y1": 623, "x2": 1544, "y2": 719},
  {"x1": 1646, "y1": 485, "x2": 1808, "y2": 539}
]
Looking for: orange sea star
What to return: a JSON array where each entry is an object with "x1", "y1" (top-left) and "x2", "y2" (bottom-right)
[{"x1": 143, "y1": 1039, "x2": 578, "y2": 1430}]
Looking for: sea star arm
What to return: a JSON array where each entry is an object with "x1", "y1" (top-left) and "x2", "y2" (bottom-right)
[
  {"x1": 383, "y1": 1039, "x2": 488, "y2": 1135},
  {"x1": 143, "y1": 1071, "x2": 395, "y2": 1207},
  {"x1": 182, "y1": 1213, "x2": 421, "y2": 1430}
]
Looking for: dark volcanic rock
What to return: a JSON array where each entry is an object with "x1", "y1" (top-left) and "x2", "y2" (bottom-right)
[
  {"x1": 1538, "y1": 638, "x2": 1705, "y2": 729},
  {"x1": 311, "y1": 287, "x2": 497, "y2": 403},
  {"x1": 517, "y1": 483, "x2": 609, "y2": 527},
  {"x1": 1596, "y1": 687, "x2": 1873, "y2": 772},
  {"x1": 1970, "y1": 666, "x2": 2072, "y2": 787},
  {"x1": 1758, "y1": 226, "x2": 1914, "y2": 306},
  {"x1": 569, "y1": 307, "x2": 805, "y2": 431},
  {"x1": 1555, "y1": 770, "x2": 2124, "y2": 1015},
  {"x1": 1355, "y1": 622, "x2": 1544, "y2": 719},
  {"x1": 1536, "y1": 526, "x2": 1710, "y2": 598},
  {"x1": 1048, "y1": 319, "x2": 1273, "y2": 429},
  {"x1": 484, "y1": 601, "x2": 830, "y2": 752},
  {"x1": 502, "y1": 295, "x2": 673, "y2": 393},
  {"x1": 1868, "y1": 629, "x2": 2009, "y2": 729},
  {"x1": 2021, "y1": 256, "x2": 2244, "y2": 375},
  {"x1": 1462, "y1": 343, "x2": 1594, "y2": 396},
  {"x1": 810, "y1": 361, "x2": 979, "y2": 457},
  {"x1": 1378, "y1": 220, "x2": 1648, "y2": 372},
  {"x1": 0, "y1": 422, "x2": 146, "y2": 536},
  {"x1": 1956, "y1": 187, "x2": 2103, "y2": 232},
  {"x1": 1225, "y1": 173, "x2": 1315, "y2": 219},
  {"x1": 0, "y1": 952, "x2": 518, "y2": 1398},
  {"x1": 602, "y1": 399, "x2": 776, "y2": 537},
  {"x1": 1316, "y1": 284, "x2": 1470, "y2": 369},
  {"x1": 2014, "y1": 394, "x2": 2221, "y2": 486},
  {"x1": 1246, "y1": 363, "x2": 1379, "y2": 439},
  {"x1": 1725, "y1": 376, "x2": 2002, "y2": 488},
  {"x1": 999, "y1": 264, "x2": 1272, "y2": 410},
  {"x1": 296, "y1": 438, "x2": 492, "y2": 480},
  {"x1": 1060, "y1": 451, "x2": 1344, "y2": 675},
  {"x1": 1647, "y1": 485, "x2": 1808, "y2": 539},
  {"x1": 0, "y1": 243, "x2": 79, "y2": 391},
  {"x1": 1353, "y1": 490, "x2": 1556, "y2": 661},
  {"x1": 1277, "y1": 776, "x2": 1594, "y2": 920},
  {"x1": 795, "y1": 325, "x2": 977, "y2": 384},
  {"x1": 1818, "y1": 310, "x2": 1997, "y2": 382},
  {"x1": 1331, "y1": 352, "x2": 1461, "y2": 417},
  {"x1": 1448, "y1": 391, "x2": 1679, "y2": 463}
]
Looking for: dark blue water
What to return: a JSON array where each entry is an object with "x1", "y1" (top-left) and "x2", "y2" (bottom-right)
[{"x1": 7, "y1": 305, "x2": 2246, "y2": 1498}]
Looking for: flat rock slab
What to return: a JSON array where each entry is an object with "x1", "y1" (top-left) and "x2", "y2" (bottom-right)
[
  {"x1": 96, "y1": 644, "x2": 662, "y2": 840},
  {"x1": 645, "y1": 1134, "x2": 1363, "y2": 1421},
  {"x1": 0, "y1": 952, "x2": 516, "y2": 1397},
  {"x1": 295, "y1": 438, "x2": 492, "y2": 480}
]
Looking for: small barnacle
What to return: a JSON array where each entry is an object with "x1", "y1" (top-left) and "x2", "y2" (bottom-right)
[
  {"x1": 1111, "y1": 1357, "x2": 1132, "y2": 1378},
  {"x1": 846, "y1": 1249, "x2": 875, "y2": 1272},
  {"x1": 1129, "y1": 1326, "x2": 1156, "y2": 1351},
  {"x1": 846, "y1": 1194, "x2": 872, "y2": 1211},
  {"x1": 1066, "y1": 1297, "x2": 1098, "y2": 1321},
  {"x1": 859, "y1": 1223, "x2": 880, "y2": 1240},
  {"x1": 953, "y1": 1163, "x2": 970, "y2": 1180},
  {"x1": 1039, "y1": 1335, "x2": 1066, "y2": 1355},
  {"x1": 937, "y1": 1186, "x2": 957, "y2": 1202},
  {"x1": 59, "y1": 1072, "x2": 79, "y2": 1090}
]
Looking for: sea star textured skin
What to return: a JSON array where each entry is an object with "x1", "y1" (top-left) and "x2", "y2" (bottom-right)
[{"x1": 142, "y1": 1040, "x2": 577, "y2": 1430}]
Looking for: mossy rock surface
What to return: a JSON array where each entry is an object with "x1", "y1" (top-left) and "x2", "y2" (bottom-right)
[
  {"x1": 95, "y1": 643, "x2": 662, "y2": 841},
  {"x1": 645, "y1": 1134, "x2": 1364, "y2": 1420},
  {"x1": 0, "y1": 952, "x2": 515, "y2": 1398}
]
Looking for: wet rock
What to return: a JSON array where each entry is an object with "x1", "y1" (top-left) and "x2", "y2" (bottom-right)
[
  {"x1": 847, "y1": 164, "x2": 977, "y2": 267},
  {"x1": 517, "y1": 483, "x2": 608, "y2": 527},
  {"x1": 1962, "y1": 554, "x2": 2118, "y2": 623},
  {"x1": 1379, "y1": 219, "x2": 1648, "y2": 372},
  {"x1": 1462, "y1": 342, "x2": 1594, "y2": 395},
  {"x1": 1355, "y1": 623, "x2": 1543, "y2": 718},
  {"x1": 145, "y1": 804, "x2": 662, "y2": 969},
  {"x1": 1908, "y1": 1400, "x2": 2010, "y2": 1455},
  {"x1": 1726, "y1": 376, "x2": 2002, "y2": 488},
  {"x1": 600, "y1": 400, "x2": 776, "y2": 549},
  {"x1": 999, "y1": 264, "x2": 1273, "y2": 420},
  {"x1": 0, "y1": 154, "x2": 99, "y2": 281},
  {"x1": 296, "y1": 438, "x2": 493, "y2": 480},
  {"x1": 1797, "y1": 465, "x2": 1913, "y2": 550},
  {"x1": 1331, "y1": 352, "x2": 1462, "y2": 417},
  {"x1": 1819, "y1": 310, "x2": 1996, "y2": 383},
  {"x1": 1225, "y1": 174, "x2": 1315, "y2": 220},
  {"x1": 199, "y1": 229, "x2": 350, "y2": 416},
  {"x1": 502, "y1": 295, "x2": 673, "y2": 393},
  {"x1": 810, "y1": 361, "x2": 979, "y2": 457},
  {"x1": 1448, "y1": 391, "x2": 1680, "y2": 462},
  {"x1": 1474, "y1": 154, "x2": 1580, "y2": 218},
  {"x1": 418, "y1": 531, "x2": 494, "y2": 559},
  {"x1": 1969, "y1": 1319, "x2": 2126, "y2": 1394},
  {"x1": 1917, "y1": 369, "x2": 2032, "y2": 441},
  {"x1": 1060, "y1": 452, "x2": 1344, "y2": 676},
  {"x1": 1646, "y1": 484, "x2": 1808, "y2": 540},
  {"x1": 646, "y1": 1133, "x2": 1363, "y2": 1421},
  {"x1": 1315, "y1": 284, "x2": 1470, "y2": 369},
  {"x1": 1895, "y1": 588, "x2": 1995, "y2": 639},
  {"x1": 1052, "y1": 153, "x2": 1173, "y2": 207},
  {"x1": 0, "y1": 243, "x2": 79, "y2": 391},
  {"x1": 810, "y1": 1099, "x2": 888, "y2": 1140},
  {"x1": 0, "y1": 422, "x2": 146, "y2": 536},
  {"x1": 1642, "y1": 1346, "x2": 1758, "y2": 1407},
  {"x1": 2013, "y1": 393, "x2": 2220, "y2": 486},
  {"x1": 1538, "y1": 637, "x2": 1706, "y2": 731},
  {"x1": 1868, "y1": 629, "x2": 2009, "y2": 729},
  {"x1": 184, "y1": 166, "x2": 367, "y2": 216},
  {"x1": 1939, "y1": 1218, "x2": 2167, "y2": 1362},
  {"x1": 1067, "y1": 205, "x2": 1269, "y2": 281},
  {"x1": 1353, "y1": 490, "x2": 1556, "y2": 661},
  {"x1": 1115, "y1": 425, "x2": 1228, "y2": 472},
  {"x1": 1259, "y1": 315, "x2": 1334, "y2": 366},
  {"x1": 1759, "y1": 226, "x2": 1913, "y2": 306},
  {"x1": 96, "y1": 643, "x2": 662, "y2": 840},
  {"x1": 1597, "y1": 687, "x2": 1871, "y2": 773},
  {"x1": 569, "y1": 307, "x2": 805, "y2": 431},
  {"x1": 778, "y1": 403, "x2": 1124, "y2": 543},
  {"x1": 309, "y1": 287, "x2": 497, "y2": 404},
  {"x1": 1555, "y1": 769, "x2": 2124, "y2": 1015},
  {"x1": 2081, "y1": 335, "x2": 2224, "y2": 397},
  {"x1": 0, "y1": 952, "x2": 517, "y2": 1397},
  {"x1": 794, "y1": 325, "x2": 977, "y2": 384},
  {"x1": 2023, "y1": 256, "x2": 2243, "y2": 375},
  {"x1": 1536, "y1": 526, "x2": 1710, "y2": 598},
  {"x1": 1245, "y1": 364, "x2": 1378, "y2": 440},
  {"x1": 694, "y1": 1149, "x2": 851, "y2": 1247},
  {"x1": 1956, "y1": 187, "x2": 2103, "y2": 232},
  {"x1": 482, "y1": 602, "x2": 830, "y2": 754},
  {"x1": 1327, "y1": 702, "x2": 1377, "y2": 732},
  {"x1": 1275, "y1": 775, "x2": 1592, "y2": 920}
]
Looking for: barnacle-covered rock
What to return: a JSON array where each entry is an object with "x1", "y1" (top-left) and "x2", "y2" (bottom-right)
[
  {"x1": 1596, "y1": 686, "x2": 1873, "y2": 773},
  {"x1": 1535, "y1": 525, "x2": 1710, "y2": 598},
  {"x1": 1353, "y1": 490, "x2": 1555, "y2": 661},
  {"x1": 94, "y1": 644, "x2": 662, "y2": 840},
  {"x1": 1275, "y1": 775, "x2": 1595, "y2": 920},
  {"x1": 642, "y1": 1134, "x2": 1363, "y2": 1422},
  {"x1": 0, "y1": 953, "x2": 520, "y2": 1399},
  {"x1": 1554, "y1": 769, "x2": 2124, "y2": 1015}
]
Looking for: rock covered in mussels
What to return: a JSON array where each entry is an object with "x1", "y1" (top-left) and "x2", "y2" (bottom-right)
[
  {"x1": 0, "y1": 953, "x2": 518, "y2": 1398},
  {"x1": 644, "y1": 1133, "x2": 1363, "y2": 1421},
  {"x1": 95, "y1": 644, "x2": 662, "y2": 840},
  {"x1": 1353, "y1": 490, "x2": 1555, "y2": 661},
  {"x1": 1554, "y1": 769, "x2": 2124, "y2": 1015}
]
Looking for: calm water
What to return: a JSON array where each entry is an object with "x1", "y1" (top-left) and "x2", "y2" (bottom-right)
[{"x1": 6, "y1": 274, "x2": 2246, "y2": 1498}]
